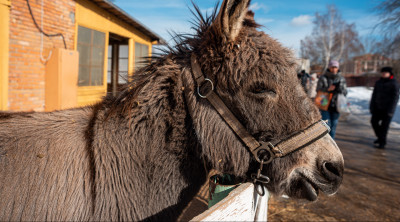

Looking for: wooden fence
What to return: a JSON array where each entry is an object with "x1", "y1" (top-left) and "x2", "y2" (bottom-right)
[{"x1": 191, "y1": 183, "x2": 269, "y2": 221}]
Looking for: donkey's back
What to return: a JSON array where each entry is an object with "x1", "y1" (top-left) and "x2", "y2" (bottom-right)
[{"x1": 0, "y1": 108, "x2": 94, "y2": 221}]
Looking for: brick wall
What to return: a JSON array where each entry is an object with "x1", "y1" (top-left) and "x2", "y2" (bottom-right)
[{"x1": 9, "y1": 0, "x2": 75, "y2": 111}]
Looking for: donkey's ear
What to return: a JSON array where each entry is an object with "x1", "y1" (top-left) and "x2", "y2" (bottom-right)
[{"x1": 214, "y1": 0, "x2": 251, "y2": 42}]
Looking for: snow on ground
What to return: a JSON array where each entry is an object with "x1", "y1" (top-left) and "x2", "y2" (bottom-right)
[{"x1": 346, "y1": 86, "x2": 400, "y2": 129}]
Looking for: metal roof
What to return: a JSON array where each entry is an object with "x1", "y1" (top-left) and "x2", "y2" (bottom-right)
[{"x1": 88, "y1": 0, "x2": 166, "y2": 44}]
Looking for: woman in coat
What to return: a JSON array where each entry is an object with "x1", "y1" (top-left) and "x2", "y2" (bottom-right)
[{"x1": 316, "y1": 60, "x2": 348, "y2": 139}]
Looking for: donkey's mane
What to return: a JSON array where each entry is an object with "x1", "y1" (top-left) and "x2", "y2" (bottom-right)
[{"x1": 104, "y1": 4, "x2": 260, "y2": 118}]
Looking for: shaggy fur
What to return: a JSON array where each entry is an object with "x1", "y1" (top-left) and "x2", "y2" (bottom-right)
[{"x1": 0, "y1": 0, "x2": 344, "y2": 221}]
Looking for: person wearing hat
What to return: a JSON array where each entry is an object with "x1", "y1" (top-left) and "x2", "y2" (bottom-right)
[
  {"x1": 316, "y1": 60, "x2": 348, "y2": 139},
  {"x1": 370, "y1": 66, "x2": 400, "y2": 149}
]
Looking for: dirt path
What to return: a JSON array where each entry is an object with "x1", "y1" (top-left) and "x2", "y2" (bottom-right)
[
  {"x1": 181, "y1": 116, "x2": 400, "y2": 221},
  {"x1": 268, "y1": 117, "x2": 400, "y2": 221}
]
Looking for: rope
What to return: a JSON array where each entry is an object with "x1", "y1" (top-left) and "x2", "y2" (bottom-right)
[
  {"x1": 26, "y1": 0, "x2": 67, "y2": 49},
  {"x1": 40, "y1": 0, "x2": 52, "y2": 62}
]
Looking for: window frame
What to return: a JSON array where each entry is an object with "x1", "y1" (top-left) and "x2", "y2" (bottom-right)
[
  {"x1": 77, "y1": 25, "x2": 106, "y2": 87},
  {"x1": 134, "y1": 42, "x2": 150, "y2": 71}
]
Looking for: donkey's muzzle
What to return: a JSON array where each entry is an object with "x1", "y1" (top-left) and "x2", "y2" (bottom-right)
[{"x1": 321, "y1": 161, "x2": 343, "y2": 190}]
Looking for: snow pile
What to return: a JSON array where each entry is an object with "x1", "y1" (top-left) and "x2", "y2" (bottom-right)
[{"x1": 346, "y1": 86, "x2": 400, "y2": 129}]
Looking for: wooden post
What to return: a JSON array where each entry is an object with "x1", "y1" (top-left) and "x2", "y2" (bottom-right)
[{"x1": 191, "y1": 183, "x2": 269, "y2": 221}]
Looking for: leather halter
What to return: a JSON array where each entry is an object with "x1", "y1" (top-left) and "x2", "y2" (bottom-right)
[{"x1": 190, "y1": 53, "x2": 330, "y2": 165}]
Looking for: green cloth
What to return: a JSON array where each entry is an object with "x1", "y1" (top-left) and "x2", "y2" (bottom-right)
[{"x1": 208, "y1": 174, "x2": 240, "y2": 208}]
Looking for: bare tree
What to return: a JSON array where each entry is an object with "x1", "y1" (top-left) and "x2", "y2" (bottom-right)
[
  {"x1": 360, "y1": 35, "x2": 380, "y2": 55},
  {"x1": 375, "y1": 0, "x2": 400, "y2": 38},
  {"x1": 300, "y1": 5, "x2": 363, "y2": 72},
  {"x1": 374, "y1": 0, "x2": 400, "y2": 78},
  {"x1": 300, "y1": 37, "x2": 322, "y2": 66},
  {"x1": 312, "y1": 5, "x2": 338, "y2": 71},
  {"x1": 335, "y1": 23, "x2": 363, "y2": 61}
]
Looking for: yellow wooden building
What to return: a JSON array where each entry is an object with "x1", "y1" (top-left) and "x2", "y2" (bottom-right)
[
  {"x1": 0, "y1": 0, "x2": 164, "y2": 111},
  {"x1": 0, "y1": 0, "x2": 10, "y2": 110}
]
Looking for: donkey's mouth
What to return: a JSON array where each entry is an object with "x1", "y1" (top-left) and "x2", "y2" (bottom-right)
[
  {"x1": 301, "y1": 178, "x2": 319, "y2": 201},
  {"x1": 284, "y1": 165, "x2": 343, "y2": 201},
  {"x1": 287, "y1": 177, "x2": 319, "y2": 201}
]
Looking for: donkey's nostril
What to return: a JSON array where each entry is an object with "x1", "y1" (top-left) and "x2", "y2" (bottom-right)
[{"x1": 322, "y1": 162, "x2": 343, "y2": 181}]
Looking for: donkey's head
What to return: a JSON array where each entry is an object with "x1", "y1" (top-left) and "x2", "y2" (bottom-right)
[{"x1": 180, "y1": 0, "x2": 343, "y2": 201}]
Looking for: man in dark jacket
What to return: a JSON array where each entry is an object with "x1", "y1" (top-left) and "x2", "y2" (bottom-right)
[
  {"x1": 316, "y1": 60, "x2": 348, "y2": 139},
  {"x1": 370, "y1": 66, "x2": 400, "y2": 149}
]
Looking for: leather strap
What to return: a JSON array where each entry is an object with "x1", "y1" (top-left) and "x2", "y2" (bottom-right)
[
  {"x1": 273, "y1": 120, "x2": 330, "y2": 157},
  {"x1": 191, "y1": 54, "x2": 261, "y2": 150},
  {"x1": 190, "y1": 54, "x2": 330, "y2": 163}
]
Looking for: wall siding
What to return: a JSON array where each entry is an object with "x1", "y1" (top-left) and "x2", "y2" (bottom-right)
[
  {"x1": 8, "y1": 0, "x2": 76, "y2": 111},
  {"x1": 8, "y1": 0, "x2": 156, "y2": 111}
]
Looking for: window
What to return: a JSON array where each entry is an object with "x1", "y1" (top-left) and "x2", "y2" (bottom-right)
[
  {"x1": 118, "y1": 45, "x2": 129, "y2": 84},
  {"x1": 107, "y1": 45, "x2": 112, "y2": 86},
  {"x1": 135, "y1": 42, "x2": 149, "y2": 71},
  {"x1": 107, "y1": 44, "x2": 129, "y2": 96},
  {"x1": 77, "y1": 26, "x2": 105, "y2": 86}
]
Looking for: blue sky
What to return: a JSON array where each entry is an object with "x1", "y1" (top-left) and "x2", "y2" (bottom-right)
[{"x1": 112, "y1": 0, "x2": 382, "y2": 55}]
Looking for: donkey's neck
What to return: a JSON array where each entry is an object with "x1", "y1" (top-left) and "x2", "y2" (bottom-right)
[{"x1": 92, "y1": 61, "x2": 207, "y2": 221}]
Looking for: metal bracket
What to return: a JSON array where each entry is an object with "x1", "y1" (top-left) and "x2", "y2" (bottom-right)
[{"x1": 251, "y1": 141, "x2": 275, "y2": 164}]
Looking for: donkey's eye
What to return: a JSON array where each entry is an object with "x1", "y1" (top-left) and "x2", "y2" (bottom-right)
[
  {"x1": 249, "y1": 83, "x2": 276, "y2": 97},
  {"x1": 252, "y1": 88, "x2": 269, "y2": 94}
]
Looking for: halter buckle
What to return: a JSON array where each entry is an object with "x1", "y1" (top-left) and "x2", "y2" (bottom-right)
[{"x1": 252, "y1": 141, "x2": 275, "y2": 164}]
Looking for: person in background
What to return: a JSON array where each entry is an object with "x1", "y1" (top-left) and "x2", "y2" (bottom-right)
[
  {"x1": 308, "y1": 73, "x2": 318, "y2": 100},
  {"x1": 370, "y1": 66, "x2": 400, "y2": 149},
  {"x1": 297, "y1": 70, "x2": 310, "y2": 93},
  {"x1": 316, "y1": 60, "x2": 347, "y2": 139}
]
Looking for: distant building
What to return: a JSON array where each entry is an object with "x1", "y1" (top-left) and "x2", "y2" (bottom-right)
[
  {"x1": 342, "y1": 54, "x2": 392, "y2": 76},
  {"x1": 341, "y1": 54, "x2": 393, "y2": 87},
  {"x1": 0, "y1": 0, "x2": 164, "y2": 111}
]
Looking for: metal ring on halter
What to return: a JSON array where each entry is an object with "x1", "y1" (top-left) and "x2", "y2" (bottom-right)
[
  {"x1": 197, "y1": 78, "x2": 214, "y2": 98},
  {"x1": 252, "y1": 141, "x2": 275, "y2": 164}
]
